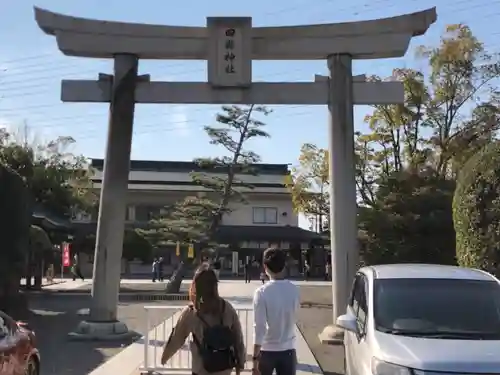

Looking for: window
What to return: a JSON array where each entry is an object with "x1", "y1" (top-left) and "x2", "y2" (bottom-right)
[
  {"x1": 349, "y1": 273, "x2": 368, "y2": 335},
  {"x1": 252, "y1": 207, "x2": 278, "y2": 224},
  {"x1": 0, "y1": 312, "x2": 16, "y2": 338},
  {"x1": 135, "y1": 205, "x2": 162, "y2": 221},
  {"x1": 0, "y1": 317, "x2": 8, "y2": 338},
  {"x1": 125, "y1": 205, "x2": 135, "y2": 221},
  {"x1": 373, "y1": 278, "x2": 500, "y2": 338},
  {"x1": 348, "y1": 276, "x2": 359, "y2": 308}
]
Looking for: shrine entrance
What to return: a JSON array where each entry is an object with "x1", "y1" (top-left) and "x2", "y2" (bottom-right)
[{"x1": 34, "y1": 6, "x2": 436, "y2": 342}]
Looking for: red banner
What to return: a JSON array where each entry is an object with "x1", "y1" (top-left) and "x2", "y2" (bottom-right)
[{"x1": 62, "y1": 243, "x2": 71, "y2": 267}]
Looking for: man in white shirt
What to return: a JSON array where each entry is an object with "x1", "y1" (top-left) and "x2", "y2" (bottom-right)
[{"x1": 252, "y1": 248, "x2": 300, "y2": 375}]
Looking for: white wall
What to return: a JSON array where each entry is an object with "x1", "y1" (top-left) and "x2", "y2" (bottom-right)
[
  {"x1": 77, "y1": 169, "x2": 297, "y2": 226},
  {"x1": 92, "y1": 182, "x2": 288, "y2": 194},
  {"x1": 74, "y1": 189, "x2": 297, "y2": 227},
  {"x1": 222, "y1": 198, "x2": 297, "y2": 226},
  {"x1": 91, "y1": 169, "x2": 286, "y2": 185}
]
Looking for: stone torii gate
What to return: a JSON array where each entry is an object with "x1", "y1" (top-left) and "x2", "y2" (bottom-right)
[{"x1": 34, "y1": 7, "x2": 436, "y2": 340}]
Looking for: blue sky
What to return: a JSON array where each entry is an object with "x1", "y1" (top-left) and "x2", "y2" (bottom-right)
[{"x1": 0, "y1": 0, "x2": 499, "y2": 166}]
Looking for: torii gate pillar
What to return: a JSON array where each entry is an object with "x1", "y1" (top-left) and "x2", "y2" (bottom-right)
[
  {"x1": 34, "y1": 6, "x2": 437, "y2": 342},
  {"x1": 327, "y1": 54, "x2": 357, "y2": 342}
]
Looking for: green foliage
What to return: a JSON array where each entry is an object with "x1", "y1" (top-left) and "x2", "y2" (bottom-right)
[
  {"x1": 0, "y1": 128, "x2": 94, "y2": 307},
  {"x1": 0, "y1": 163, "x2": 31, "y2": 311},
  {"x1": 123, "y1": 229, "x2": 153, "y2": 262},
  {"x1": 284, "y1": 24, "x2": 500, "y2": 266},
  {"x1": 142, "y1": 105, "x2": 271, "y2": 252},
  {"x1": 360, "y1": 171, "x2": 457, "y2": 265},
  {"x1": 453, "y1": 142, "x2": 500, "y2": 274},
  {"x1": 357, "y1": 25, "x2": 499, "y2": 205},
  {"x1": 29, "y1": 225, "x2": 52, "y2": 252},
  {"x1": 286, "y1": 144, "x2": 329, "y2": 231},
  {"x1": 355, "y1": 24, "x2": 500, "y2": 266},
  {"x1": 0, "y1": 131, "x2": 96, "y2": 217},
  {"x1": 143, "y1": 197, "x2": 221, "y2": 246},
  {"x1": 0, "y1": 163, "x2": 31, "y2": 272}
]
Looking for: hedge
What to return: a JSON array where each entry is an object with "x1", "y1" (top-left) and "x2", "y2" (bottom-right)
[{"x1": 453, "y1": 142, "x2": 500, "y2": 274}]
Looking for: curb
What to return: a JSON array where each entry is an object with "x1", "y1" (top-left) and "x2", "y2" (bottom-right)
[{"x1": 27, "y1": 290, "x2": 190, "y2": 301}]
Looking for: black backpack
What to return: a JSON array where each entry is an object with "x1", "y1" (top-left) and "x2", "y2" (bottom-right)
[{"x1": 191, "y1": 301, "x2": 237, "y2": 373}]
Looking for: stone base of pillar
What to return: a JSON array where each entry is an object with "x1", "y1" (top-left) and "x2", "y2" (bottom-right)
[
  {"x1": 318, "y1": 325, "x2": 344, "y2": 345},
  {"x1": 68, "y1": 320, "x2": 137, "y2": 341}
]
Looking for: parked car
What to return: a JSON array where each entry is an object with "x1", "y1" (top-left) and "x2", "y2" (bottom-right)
[
  {"x1": 0, "y1": 311, "x2": 39, "y2": 375},
  {"x1": 337, "y1": 264, "x2": 500, "y2": 375}
]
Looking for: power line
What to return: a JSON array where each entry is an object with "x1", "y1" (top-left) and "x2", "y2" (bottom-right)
[
  {"x1": 75, "y1": 107, "x2": 319, "y2": 141},
  {"x1": 0, "y1": 0, "x2": 498, "y2": 142},
  {"x1": 0, "y1": 0, "x2": 497, "y2": 86}
]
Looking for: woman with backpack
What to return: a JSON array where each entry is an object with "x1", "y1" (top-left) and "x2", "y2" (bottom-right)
[{"x1": 160, "y1": 263, "x2": 246, "y2": 375}]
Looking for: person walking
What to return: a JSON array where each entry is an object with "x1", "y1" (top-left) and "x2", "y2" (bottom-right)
[
  {"x1": 303, "y1": 260, "x2": 310, "y2": 281},
  {"x1": 160, "y1": 264, "x2": 246, "y2": 375},
  {"x1": 71, "y1": 254, "x2": 84, "y2": 281},
  {"x1": 158, "y1": 257, "x2": 165, "y2": 282},
  {"x1": 213, "y1": 259, "x2": 221, "y2": 280},
  {"x1": 259, "y1": 268, "x2": 267, "y2": 284},
  {"x1": 244, "y1": 261, "x2": 252, "y2": 283},
  {"x1": 152, "y1": 258, "x2": 159, "y2": 282},
  {"x1": 252, "y1": 248, "x2": 299, "y2": 375},
  {"x1": 325, "y1": 262, "x2": 331, "y2": 281}
]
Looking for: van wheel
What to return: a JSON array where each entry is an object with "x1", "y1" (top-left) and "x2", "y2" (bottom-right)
[{"x1": 25, "y1": 357, "x2": 38, "y2": 375}]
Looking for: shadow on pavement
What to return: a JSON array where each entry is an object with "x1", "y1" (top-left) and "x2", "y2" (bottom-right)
[
  {"x1": 224, "y1": 296, "x2": 253, "y2": 305},
  {"x1": 297, "y1": 363, "x2": 324, "y2": 374},
  {"x1": 27, "y1": 295, "x2": 136, "y2": 375}
]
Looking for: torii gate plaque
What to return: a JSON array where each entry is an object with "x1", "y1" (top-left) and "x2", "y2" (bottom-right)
[{"x1": 34, "y1": 6, "x2": 436, "y2": 342}]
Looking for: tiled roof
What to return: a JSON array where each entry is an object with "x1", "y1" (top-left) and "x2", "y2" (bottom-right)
[
  {"x1": 72, "y1": 222, "x2": 322, "y2": 242},
  {"x1": 91, "y1": 159, "x2": 290, "y2": 175}
]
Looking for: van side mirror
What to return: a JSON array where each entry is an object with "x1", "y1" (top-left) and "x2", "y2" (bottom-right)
[{"x1": 336, "y1": 313, "x2": 358, "y2": 333}]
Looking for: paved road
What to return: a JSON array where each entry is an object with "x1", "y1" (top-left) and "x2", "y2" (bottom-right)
[
  {"x1": 46, "y1": 278, "x2": 332, "y2": 289},
  {"x1": 26, "y1": 294, "x2": 182, "y2": 375},
  {"x1": 32, "y1": 279, "x2": 336, "y2": 375}
]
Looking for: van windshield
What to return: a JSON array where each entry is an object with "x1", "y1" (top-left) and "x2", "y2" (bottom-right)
[{"x1": 373, "y1": 278, "x2": 500, "y2": 338}]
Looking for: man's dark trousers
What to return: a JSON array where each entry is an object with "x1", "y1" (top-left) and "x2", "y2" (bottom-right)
[{"x1": 259, "y1": 349, "x2": 297, "y2": 375}]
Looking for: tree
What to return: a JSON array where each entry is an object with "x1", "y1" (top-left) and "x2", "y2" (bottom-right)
[
  {"x1": 0, "y1": 131, "x2": 96, "y2": 217},
  {"x1": 0, "y1": 129, "x2": 94, "y2": 308},
  {"x1": 141, "y1": 104, "x2": 271, "y2": 292},
  {"x1": 27, "y1": 225, "x2": 53, "y2": 290},
  {"x1": 123, "y1": 229, "x2": 153, "y2": 263},
  {"x1": 453, "y1": 142, "x2": 500, "y2": 275},
  {"x1": 0, "y1": 163, "x2": 31, "y2": 315},
  {"x1": 418, "y1": 24, "x2": 500, "y2": 178},
  {"x1": 360, "y1": 171, "x2": 456, "y2": 265},
  {"x1": 356, "y1": 69, "x2": 431, "y2": 206},
  {"x1": 354, "y1": 24, "x2": 499, "y2": 265},
  {"x1": 357, "y1": 25, "x2": 499, "y2": 205},
  {"x1": 286, "y1": 144, "x2": 329, "y2": 232}
]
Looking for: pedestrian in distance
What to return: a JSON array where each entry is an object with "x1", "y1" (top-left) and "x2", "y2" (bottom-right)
[
  {"x1": 158, "y1": 257, "x2": 165, "y2": 282},
  {"x1": 71, "y1": 254, "x2": 84, "y2": 281},
  {"x1": 303, "y1": 260, "x2": 310, "y2": 281},
  {"x1": 244, "y1": 261, "x2": 252, "y2": 283},
  {"x1": 213, "y1": 259, "x2": 221, "y2": 280},
  {"x1": 259, "y1": 269, "x2": 267, "y2": 284},
  {"x1": 152, "y1": 258, "x2": 159, "y2": 282}
]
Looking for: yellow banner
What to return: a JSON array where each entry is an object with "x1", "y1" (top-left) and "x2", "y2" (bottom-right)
[
  {"x1": 176, "y1": 241, "x2": 180, "y2": 256},
  {"x1": 188, "y1": 244, "x2": 194, "y2": 259}
]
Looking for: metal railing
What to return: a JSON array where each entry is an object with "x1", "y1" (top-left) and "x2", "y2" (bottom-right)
[{"x1": 140, "y1": 305, "x2": 253, "y2": 373}]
